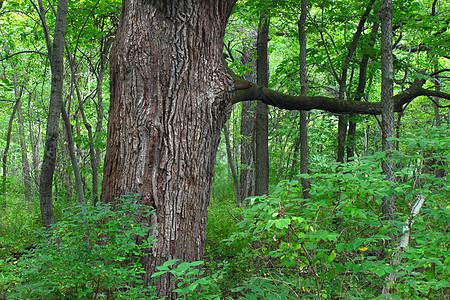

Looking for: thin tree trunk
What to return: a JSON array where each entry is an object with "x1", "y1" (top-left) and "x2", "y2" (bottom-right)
[
  {"x1": 8, "y1": 56, "x2": 33, "y2": 201},
  {"x1": 2, "y1": 99, "x2": 20, "y2": 194},
  {"x1": 337, "y1": 0, "x2": 377, "y2": 162},
  {"x1": 347, "y1": 22, "x2": 380, "y2": 160},
  {"x1": 290, "y1": 134, "x2": 300, "y2": 178},
  {"x1": 337, "y1": 117, "x2": 347, "y2": 163},
  {"x1": 380, "y1": 0, "x2": 396, "y2": 220},
  {"x1": 37, "y1": 0, "x2": 69, "y2": 227},
  {"x1": 28, "y1": 92, "x2": 41, "y2": 186},
  {"x1": 433, "y1": 65, "x2": 441, "y2": 127},
  {"x1": 17, "y1": 101, "x2": 33, "y2": 202},
  {"x1": 382, "y1": 193, "x2": 427, "y2": 296},
  {"x1": 65, "y1": 47, "x2": 94, "y2": 204},
  {"x1": 276, "y1": 117, "x2": 297, "y2": 182},
  {"x1": 379, "y1": 3, "x2": 397, "y2": 293},
  {"x1": 298, "y1": 0, "x2": 311, "y2": 198},
  {"x1": 364, "y1": 125, "x2": 370, "y2": 156},
  {"x1": 239, "y1": 33, "x2": 257, "y2": 204},
  {"x1": 240, "y1": 100, "x2": 255, "y2": 202},
  {"x1": 395, "y1": 112, "x2": 403, "y2": 151},
  {"x1": 91, "y1": 36, "x2": 112, "y2": 205},
  {"x1": 224, "y1": 123, "x2": 240, "y2": 203},
  {"x1": 255, "y1": 11, "x2": 270, "y2": 196},
  {"x1": 60, "y1": 103, "x2": 85, "y2": 204}
]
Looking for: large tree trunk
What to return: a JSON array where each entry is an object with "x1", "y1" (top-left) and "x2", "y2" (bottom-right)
[
  {"x1": 101, "y1": 1, "x2": 235, "y2": 297},
  {"x1": 100, "y1": 1, "x2": 450, "y2": 298}
]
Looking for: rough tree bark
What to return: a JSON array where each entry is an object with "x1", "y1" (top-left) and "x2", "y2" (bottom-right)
[{"x1": 101, "y1": 1, "x2": 235, "y2": 297}]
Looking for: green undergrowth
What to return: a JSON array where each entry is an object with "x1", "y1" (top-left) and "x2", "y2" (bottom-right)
[
  {"x1": 0, "y1": 195, "x2": 40, "y2": 258},
  {"x1": 205, "y1": 198, "x2": 248, "y2": 295},
  {"x1": 204, "y1": 126, "x2": 450, "y2": 299},
  {"x1": 0, "y1": 126, "x2": 448, "y2": 299},
  {"x1": 2, "y1": 194, "x2": 156, "y2": 299},
  {"x1": 1, "y1": 194, "x2": 229, "y2": 300}
]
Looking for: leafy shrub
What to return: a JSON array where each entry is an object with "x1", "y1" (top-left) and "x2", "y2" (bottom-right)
[
  {"x1": 9, "y1": 193, "x2": 156, "y2": 299},
  {"x1": 223, "y1": 142, "x2": 449, "y2": 299},
  {"x1": 151, "y1": 259, "x2": 227, "y2": 300}
]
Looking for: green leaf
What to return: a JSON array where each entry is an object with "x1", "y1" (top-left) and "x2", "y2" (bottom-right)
[
  {"x1": 328, "y1": 250, "x2": 337, "y2": 262},
  {"x1": 188, "y1": 281, "x2": 200, "y2": 291},
  {"x1": 337, "y1": 243, "x2": 347, "y2": 252},
  {"x1": 177, "y1": 262, "x2": 191, "y2": 272},
  {"x1": 151, "y1": 271, "x2": 168, "y2": 278},
  {"x1": 162, "y1": 259, "x2": 179, "y2": 267},
  {"x1": 274, "y1": 218, "x2": 290, "y2": 229}
]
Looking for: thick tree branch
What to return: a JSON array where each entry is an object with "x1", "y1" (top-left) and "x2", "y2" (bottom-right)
[{"x1": 231, "y1": 78, "x2": 450, "y2": 115}]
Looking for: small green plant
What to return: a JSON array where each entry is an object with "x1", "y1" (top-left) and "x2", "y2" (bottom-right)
[
  {"x1": 9, "y1": 193, "x2": 157, "y2": 299},
  {"x1": 151, "y1": 259, "x2": 227, "y2": 299}
]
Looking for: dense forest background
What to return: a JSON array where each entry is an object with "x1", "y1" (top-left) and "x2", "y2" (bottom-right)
[{"x1": 0, "y1": 0, "x2": 449, "y2": 299}]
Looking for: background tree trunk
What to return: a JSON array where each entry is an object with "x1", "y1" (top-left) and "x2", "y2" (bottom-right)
[
  {"x1": 298, "y1": 0, "x2": 311, "y2": 198},
  {"x1": 2, "y1": 99, "x2": 20, "y2": 194},
  {"x1": 380, "y1": 0, "x2": 396, "y2": 220},
  {"x1": 347, "y1": 22, "x2": 379, "y2": 160},
  {"x1": 337, "y1": 0, "x2": 376, "y2": 162},
  {"x1": 91, "y1": 34, "x2": 112, "y2": 205},
  {"x1": 28, "y1": 92, "x2": 42, "y2": 186},
  {"x1": 433, "y1": 64, "x2": 441, "y2": 127},
  {"x1": 224, "y1": 123, "x2": 240, "y2": 203},
  {"x1": 239, "y1": 33, "x2": 257, "y2": 204},
  {"x1": 17, "y1": 101, "x2": 33, "y2": 202},
  {"x1": 101, "y1": 1, "x2": 235, "y2": 298},
  {"x1": 255, "y1": 11, "x2": 270, "y2": 196},
  {"x1": 60, "y1": 103, "x2": 85, "y2": 204},
  {"x1": 9, "y1": 57, "x2": 33, "y2": 201},
  {"x1": 37, "y1": 0, "x2": 68, "y2": 227}
]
